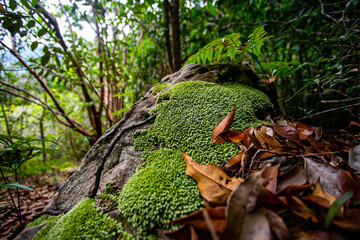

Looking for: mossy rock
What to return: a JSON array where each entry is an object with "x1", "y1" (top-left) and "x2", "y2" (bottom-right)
[
  {"x1": 33, "y1": 63, "x2": 273, "y2": 239},
  {"x1": 118, "y1": 81, "x2": 272, "y2": 238}
]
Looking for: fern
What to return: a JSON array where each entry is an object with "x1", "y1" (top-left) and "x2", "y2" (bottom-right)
[{"x1": 185, "y1": 26, "x2": 271, "y2": 66}]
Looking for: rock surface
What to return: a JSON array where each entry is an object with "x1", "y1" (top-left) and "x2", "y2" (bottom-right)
[{"x1": 47, "y1": 63, "x2": 271, "y2": 211}]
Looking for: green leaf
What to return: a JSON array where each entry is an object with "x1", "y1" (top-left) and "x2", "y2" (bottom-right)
[
  {"x1": 38, "y1": 28, "x2": 47, "y2": 37},
  {"x1": 31, "y1": 41, "x2": 39, "y2": 51},
  {"x1": 9, "y1": 0, "x2": 17, "y2": 10},
  {"x1": 41, "y1": 53, "x2": 51, "y2": 66},
  {"x1": 27, "y1": 20, "x2": 36, "y2": 28},
  {"x1": 31, "y1": 0, "x2": 39, "y2": 7},
  {"x1": 0, "y1": 182, "x2": 34, "y2": 191},
  {"x1": 325, "y1": 190, "x2": 353, "y2": 229},
  {"x1": 20, "y1": 0, "x2": 30, "y2": 9},
  {"x1": 113, "y1": 90, "x2": 135, "y2": 98}
]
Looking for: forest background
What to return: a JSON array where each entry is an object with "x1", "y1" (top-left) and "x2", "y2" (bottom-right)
[{"x1": 0, "y1": 0, "x2": 359, "y2": 176}]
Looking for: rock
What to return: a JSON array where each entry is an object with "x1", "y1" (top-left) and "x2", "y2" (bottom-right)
[
  {"x1": 13, "y1": 224, "x2": 46, "y2": 240},
  {"x1": 303, "y1": 156, "x2": 341, "y2": 196},
  {"x1": 39, "y1": 63, "x2": 274, "y2": 239},
  {"x1": 349, "y1": 145, "x2": 360, "y2": 173},
  {"x1": 46, "y1": 63, "x2": 272, "y2": 211}
]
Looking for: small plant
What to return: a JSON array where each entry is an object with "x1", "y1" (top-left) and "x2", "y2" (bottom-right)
[
  {"x1": 185, "y1": 26, "x2": 300, "y2": 85},
  {"x1": 0, "y1": 135, "x2": 58, "y2": 225}
]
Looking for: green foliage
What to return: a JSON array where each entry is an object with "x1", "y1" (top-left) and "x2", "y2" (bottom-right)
[
  {"x1": 0, "y1": 135, "x2": 59, "y2": 170},
  {"x1": 185, "y1": 26, "x2": 271, "y2": 65},
  {"x1": 325, "y1": 190, "x2": 354, "y2": 229},
  {"x1": 119, "y1": 80, "x2": 272, "y2": 237},
  {"x1": 0, "y1": 181, "x2": 34, "y2": 191},
  {"x1": 34, "y1": 198, "x2": 122, "y2": 240}
]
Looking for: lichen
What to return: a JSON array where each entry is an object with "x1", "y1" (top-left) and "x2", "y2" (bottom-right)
[
  {"x1": 34, "y1": 198, "x2": 122, "y2": 240},
  {"x1": 152, "y1": 83, "x2": 170, "y2": 95},
  {"x1": 118, "y1": 81, "x2": 272, "y2": 238}
]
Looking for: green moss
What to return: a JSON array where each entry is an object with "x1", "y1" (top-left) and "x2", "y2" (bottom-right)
[
  {"x1": 34, "y1": 198, "x2": 122, "y2": 240},
  {"x1": 118, "y1": 81, "x2": 272, "y2": 237},
  {"x1": 152, "y1": 83, "x2": 170, "y2": 95},
  {"x1": 26, "y1": 214, "x2": 60, "y2": 228}
]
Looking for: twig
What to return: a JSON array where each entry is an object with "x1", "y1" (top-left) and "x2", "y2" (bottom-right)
[
  {"x1": 321, "y1": 97, "x2": 360, "y2": 104},
  {"x1": 0, "y1": 167, "x2": 22, "y2": 225},
  {"x1": 249, "y1": 149, "x2": 297, "y2": 170},
  {"x1": 14, "y1": 169, "x2": 22, "y2": 225},
  {"x1": 298, "y1": 103, "x2": 360, "y2": 120},
  {"x1": 202, "y1": 209, "x2": 219, "y2": 240},
  {"x1": 89, "y1": 114, "x2": 158, "y2": 198}
]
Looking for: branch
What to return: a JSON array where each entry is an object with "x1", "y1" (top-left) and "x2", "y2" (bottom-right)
[
  {"x1": 298, "y1": 103, "x2": 360, "y2": 120},
  {"x1": 321, "y1": 97, "x2": 360, "y2": 104},
  {"x1": 0, "y1": 41, "x2": 93, "y2": 138},
  {"x1": 319, "y1": 0, "x2": 340, "y2": 23},
  {"x1": 0, "y1": 88, "x2": 72, "y2": 127}
]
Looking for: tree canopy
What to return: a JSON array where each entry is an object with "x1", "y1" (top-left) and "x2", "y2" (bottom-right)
[{"x1": 0, "y1": 0, "x2": 359, "y2": 148}]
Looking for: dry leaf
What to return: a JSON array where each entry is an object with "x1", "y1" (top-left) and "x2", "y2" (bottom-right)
[
  {"x1": 313, "y1": 179, "x2": 336, "y2": 206},
  {"x1": 221, "y1": 167, "x2": 268, "y2": 240},
  {"x1": 276, "y1": 165, "x2": 307, "y2": 191},
  {"x1": 256, "y1": 130, "x2": 282, "y2": 149},
  {"x1": 224, "y1": 152, "x2": 245, "y2": 170},
  {"x1": 262, "y1": 165, "x2": 279, "y2": 193},
  {"x1": 273, "y1": 124, "x2": 303, "y2": 147},
  {"x1": 239, "y1": 208, "x2": 271, "y2": 240},
  {"x1": 182, "y1": 151, "x2": 243, "y2": 205},
  {"x1": 167, "y1": 207, "x2": 226, "y2": 233},
  {"x1": 265, "y1": 209, "x2": 289, "y2": 240},
  {"x1": 225, "y1": 130, "x2": 244, "y2": 143},
  {"x1": 212, "y1": 108, "x2": 236, "y2": 144},
  {"x1": 336, "y1": 170, "x2": 360, "y2": 202}
]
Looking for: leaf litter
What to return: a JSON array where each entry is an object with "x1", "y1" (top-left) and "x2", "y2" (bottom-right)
[
  {"x1": 0, "y1": 170, "x2": 72, "y2": 239},
  {"x1": 164, "y1": 108, "x2": 360, "y2": 240}
]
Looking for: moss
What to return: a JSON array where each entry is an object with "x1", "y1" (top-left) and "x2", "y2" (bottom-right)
[
  {"x1": 34, "y1": 198, "x2": 122, "y2": 240},
  {"x1": 26, "y1": 214, "x2": 60, "y2": 228},
  {"x1": 118, "y1": 81, "x2": 272, "y2": 237},
  {"x1": 152, "y1": 83, "x2": 170, "y2": 95}
]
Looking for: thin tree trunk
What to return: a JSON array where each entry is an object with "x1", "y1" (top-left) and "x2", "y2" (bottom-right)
[
  {"x1": 40, "y1": 96, "x2": 46, "y2": 162},
  {"x1": 1, "y1": 102, "x2": 11, "y2": 136},
  {"x1": 170, "y1": 0, "x2": 181, "y2": 71},
  {"x1": 163, "y1": 0, "x2": 174, "y2": 73}
]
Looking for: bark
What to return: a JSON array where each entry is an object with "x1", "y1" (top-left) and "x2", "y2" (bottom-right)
[
  {"x1": 163, "y1": 0, "x2": 174, "y2": 73},
  {"x1": 170, "y1": 0, "x2": 181, "y2": 71}
]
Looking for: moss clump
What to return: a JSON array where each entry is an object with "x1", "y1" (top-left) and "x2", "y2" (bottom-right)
[
  {"x1": 152, "y1": 83, "x2": 170, "y2": 95},
  {"x1": 118, "y1": 81, "x2": 272, "y2": 237},
  {"x1": 118, "y1": 149, "x2": 203, "y2": 236},
  {"x1": 26, "y1": 214, "x2": 60, "y2": 228},
  {"x1": 34, "y1": 198, "x2": 122, "y2": 240}
]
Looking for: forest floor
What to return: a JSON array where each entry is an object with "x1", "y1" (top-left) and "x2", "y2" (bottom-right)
[{"x1": 0, "y1": 169, "x2": 74, "y2": 239}]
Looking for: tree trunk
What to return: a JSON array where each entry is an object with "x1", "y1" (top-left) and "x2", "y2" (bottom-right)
[
  {"x1": 163, "y1": 0, "x2": 174, "y2": 73},
  {"x1": 170, "y1": 0, "x2": 181, "y2": 71},
  {"x1": 40, "y1": 106, "x2": 46, "y2": 162}
]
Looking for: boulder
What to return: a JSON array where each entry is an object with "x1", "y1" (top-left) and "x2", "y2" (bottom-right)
[
  {"x1": 31, "y1": 63, "x2": 274, "y2": 239},
  {"x1": 47, "y1": 63, "x2": 273, "y2": 211}
]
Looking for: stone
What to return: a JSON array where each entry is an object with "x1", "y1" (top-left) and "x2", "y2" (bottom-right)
[
  {"x1": 13, "y1": 223, "x2": 47, "y2": 240},
  {"x1": 34, "y1": 63, "x2": 274, "y2": 239},
  {"x1": 46, "y1": 63, "x2": 272, "y2": 211}
]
